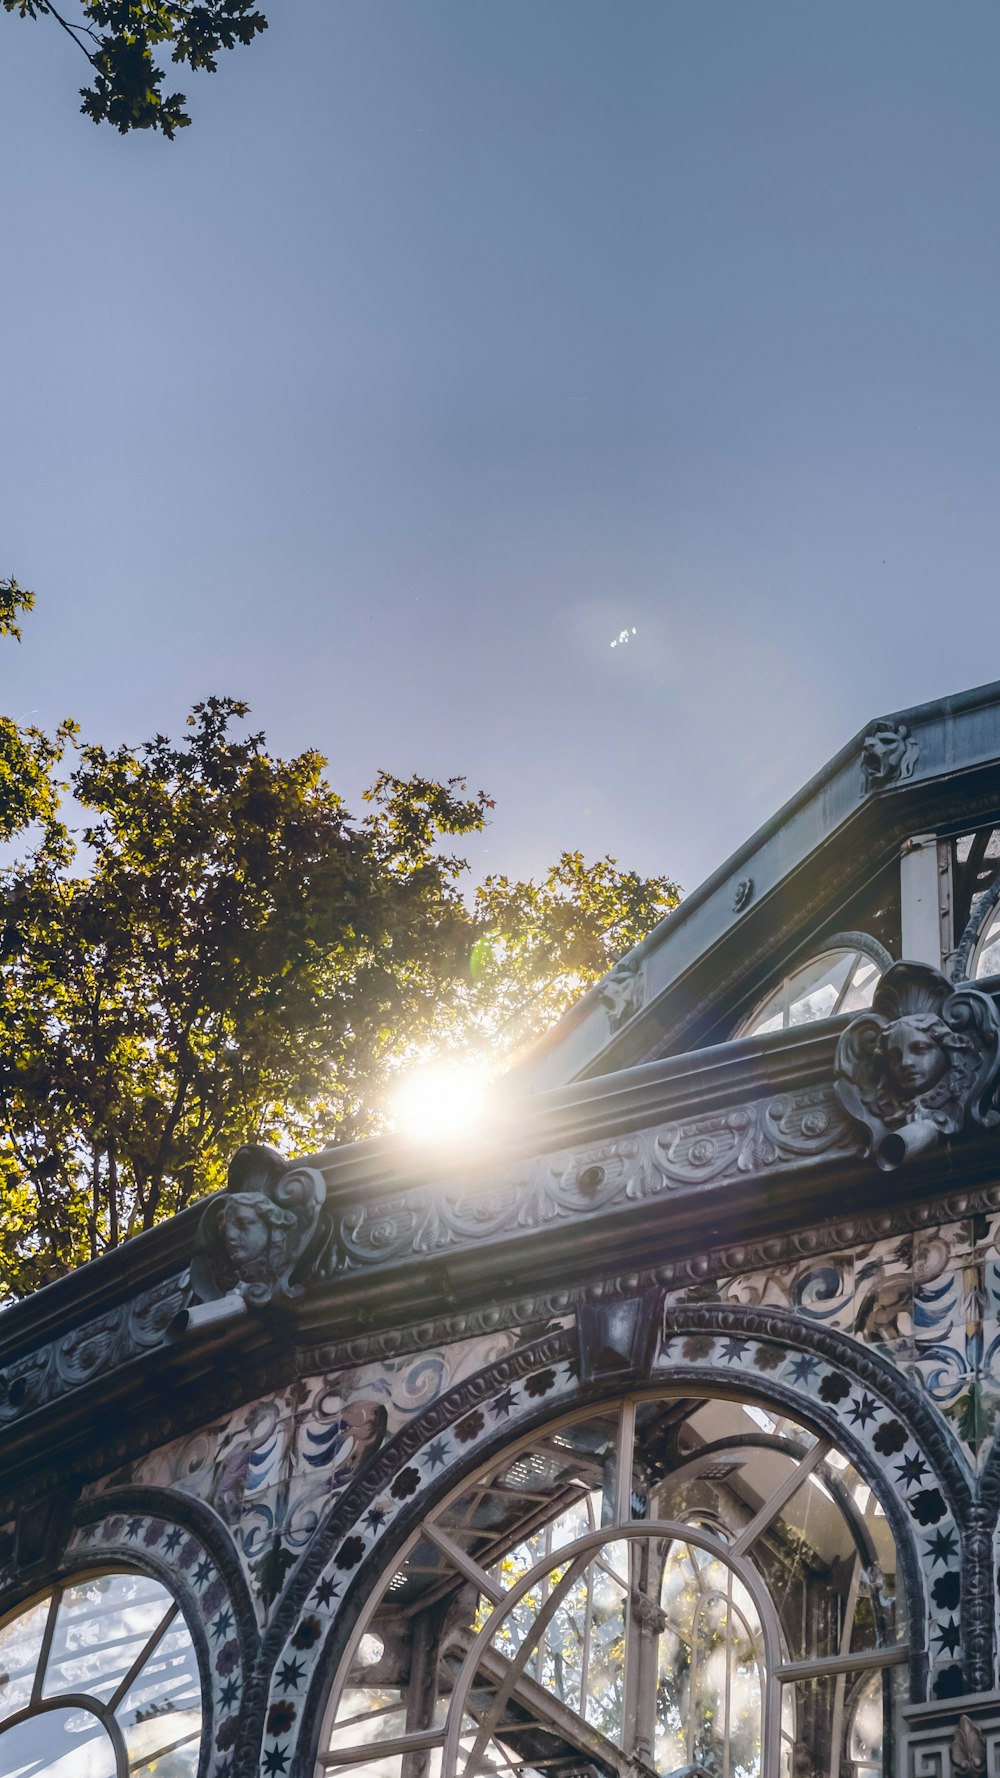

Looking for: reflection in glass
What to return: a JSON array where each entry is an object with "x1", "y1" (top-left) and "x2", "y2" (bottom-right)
[
  {"x1": 974, "y1": 902, "x2": 1000, "y2": 981},
  {"x1": 742, "y1": 947, "x2": 883, "y2": 1038},
  {"x1": 849, "y1": 1670, "x2": 885, "y2": 1778},
  {"x1": 0, "y1": 1705, "x2": 117, "y2": 1778}
]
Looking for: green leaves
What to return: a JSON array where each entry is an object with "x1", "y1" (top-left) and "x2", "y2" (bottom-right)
[
  {"x1": 2, "y1": 0, "x2": 268, "y2": 135},
  {"x1": 0, "y1": 582, "x2": 72, "y2": 846},
  {"x1": 0, "y1": 604, "x2": 681, "y2": 1295},
  {"x1": 0, "y1": 577, "x2": 34, "y2": 641}
]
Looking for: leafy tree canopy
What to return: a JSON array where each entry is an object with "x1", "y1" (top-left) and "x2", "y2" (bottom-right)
[
  {"x1": 0, "y1": 603, "x2": 680, "y2": 1296},
  {"x1": 0, "y1": 577, "x2": 69, "y2": 844},
  {"x1": 2, "y1": 0, "x2": 267, "y2": 136}
]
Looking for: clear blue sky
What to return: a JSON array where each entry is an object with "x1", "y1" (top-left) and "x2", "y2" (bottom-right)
[{"x1": 3, "y1": 1, "x2": 999, "y2": 897}]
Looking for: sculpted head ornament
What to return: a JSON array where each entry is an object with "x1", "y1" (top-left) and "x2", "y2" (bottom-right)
[
  {"x1": 860, "y1": 720, "x2": 918, "y2": 793},
  {"x1": 191, "y1": 1144, "x2": 328, "y2": 1307},
  {"x1": 834, "y1": 961, "x2": 1000, "y2": 1169}
]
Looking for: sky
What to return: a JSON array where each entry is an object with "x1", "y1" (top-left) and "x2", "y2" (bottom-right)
[{"x1": 3, "y1": 1, "x2": 1000, "y2": 900}]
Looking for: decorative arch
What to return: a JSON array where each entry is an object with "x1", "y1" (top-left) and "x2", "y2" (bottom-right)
[
  {"x1": 249, "y1": 1303, "x2": 973, "y2": 1778},
  {"x1": 52, "y1": 1486, "x2": 261, "y2": 1778}
]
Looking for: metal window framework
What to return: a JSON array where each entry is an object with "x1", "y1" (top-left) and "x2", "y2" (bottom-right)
[
  {"x1": 0, "y1": 1571, "x2": 202, "y2": 1778},
  {"x1": 319, "y1": 1396, "x2": 907, "y2": 1778}
]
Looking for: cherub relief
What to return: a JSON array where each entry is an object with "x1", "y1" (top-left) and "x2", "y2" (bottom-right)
[
  {"x1": 190, "y1": 1143, "x2": 328, "y2": 1307},
  {"x1": 835, "y1": 961, "x2": 1000, "y2": 1170}
]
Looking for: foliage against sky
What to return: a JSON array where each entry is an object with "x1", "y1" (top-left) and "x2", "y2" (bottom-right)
[
  {"x1": 0, "y1": 598, "x2": 680, "y2": 1295},
  {"x1": 1, "y1": 0, "x2": 266, "y2": 134}
]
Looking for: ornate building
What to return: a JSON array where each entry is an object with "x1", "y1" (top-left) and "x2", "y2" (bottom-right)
[{"x1": 5, "y1": 684, "x2": 1000, "y2": 1778}]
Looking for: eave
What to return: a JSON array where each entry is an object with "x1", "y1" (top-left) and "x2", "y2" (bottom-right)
[{"x1": 501, "y1": 678, "x2": 1000, "y2": 1090}]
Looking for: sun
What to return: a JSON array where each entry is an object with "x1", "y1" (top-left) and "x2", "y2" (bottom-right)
[{"x1": 390, "y1": 1060, "x2": 487, "y2": 1144}]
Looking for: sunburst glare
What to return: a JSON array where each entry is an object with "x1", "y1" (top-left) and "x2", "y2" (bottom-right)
[{"x1": 390, "y1": 1060, "x2": 487, "y2": 1144}]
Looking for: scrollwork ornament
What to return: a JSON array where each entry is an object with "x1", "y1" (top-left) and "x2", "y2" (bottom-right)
[
  {"x1": 834, "y1": 961, "x2": 1000, "y2": 1170},
  {"x1": 189, "y1": 1143, "x2": 330, "y2": 1307}
]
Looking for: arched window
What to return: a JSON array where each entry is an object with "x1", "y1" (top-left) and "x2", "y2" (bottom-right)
[
  {"x1": 738, "y1": 937, "x2": 891, "y2": 1039},
  {"x1": 963, "y1": 890, "x2": 1000, "y2": 982},
  {"x1": 319, "y1": 1392, "x2": 905, "y2": 1778},
  {"x1": 0, "y1": 1570, "x2": 203, "y2": 1777}
]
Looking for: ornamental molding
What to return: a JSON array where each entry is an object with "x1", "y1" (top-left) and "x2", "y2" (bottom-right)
[
  {"x1": 190, "y1": 1144, "x2": 329, "y2": 1309},
  {"x1": 598, "y1": 956, "x2": 644, "y2": 1033},
  {"x1": 9, "y1": 1140, "x2": 1000, "y2": 1462},
  {"x1": 0, "y1": 1271, "x2": 188, "y2": 1427},
  {"x1": 309, "y1": 1083, "x2": 857, "y2": 1281},
  {"x1": 951, "y1": 1713, "x2": 988, "y2": 1778},
  {"x1": 0, "y1": 1348, "x2": 295, "y2": 1523}
]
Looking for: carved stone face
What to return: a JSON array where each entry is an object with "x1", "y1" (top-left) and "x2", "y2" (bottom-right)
[
  {"x1": 221, "y1": 1198, "x2": 271, "y2": 1269},
  {"x1": 881, "y1": 1017, "x2": 947, "y2": 1099},
  {"x1": 864, "y1": 728, "x2": 903, "y2": 776}
]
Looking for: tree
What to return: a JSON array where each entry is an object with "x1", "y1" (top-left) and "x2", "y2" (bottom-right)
[
  {"x1": 0, "y1": 624, "x2": 680, "y2": 1297},
  {"x1": 0, "y1": 578, "x2": 67, "y2": 844},
  {"x1": 2, "y1": 0, "x2": 267, "y2": 136}
]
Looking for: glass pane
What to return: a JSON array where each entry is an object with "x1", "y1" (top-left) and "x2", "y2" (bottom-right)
[
  {"x1": 422, "y1": 1411, "x2": 620, "y2": 1616},
  {"x1": 744, "y1": 948, "x2": 882, "y2": 1037},
  {"x1": 328, "y1": 1688, "x2": 407, "y2": 1746},
  {"x1": 117, "y1": 1621, "x2": 202, "y2": 1757},
  {"x1": 130, "y1": 1738, "x2": 202, "y2": 1778},
  {"x1": 975, "y1": 905, "x2": 1000, "y2": 979},
  {"x1": 850, "y1": 1671, "x2": 884, "y2": 1766},
  {"x1": 656, "y1": 1543, "x2": 762, "y2": 1778},
  {"x1": 839, "y1": 956, "x2": 881, "y2": 1016},
  {"x1": 328, "y1": 1758, "x2": 405, "y2": 1778},
  {"x1": 783, "y1": 1664, "x2": 897, "y2": 1778},
  {"x1": 44, "y1": 1575, "x2": 173, "y2": 1703},
  {"x1": 787, "y1": 951, "x2": 855, "y2": 1026},
  {"x1": 0, "y1": 1705, "x2": 117, "y2": 1778},
  {"x1": 746, "y1": 994, "x2": 785, "y2": 1036},
  {"x1": 583, "y1": 1562, "x2": 626, "y2": 1739},
  {"x1": 0, "y1": 1595, "x2": 51, "y2": 1723},
  {"x1": 123, "y1": 1707, "x2": 202, "y2": 1768}
]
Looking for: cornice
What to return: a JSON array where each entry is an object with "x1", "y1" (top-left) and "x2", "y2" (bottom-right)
[
  {"x1": 5, "y1": 1153, "x2": 1000, "y2": 1520},
  {"x1": 4, "y1": 965, "x2": 1000, "y2": 1504},
  {"x1": 0, "y1": 1014, "x2": 844, "y2": 1364}
]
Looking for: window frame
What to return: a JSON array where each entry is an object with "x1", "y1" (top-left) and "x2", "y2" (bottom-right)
[
  {"x1": 736, "y1": 932, "x2": 893, "y2": 1040},
  {"x1": 0, "y1": 1565, "x2": 203, "y2": 1778}
]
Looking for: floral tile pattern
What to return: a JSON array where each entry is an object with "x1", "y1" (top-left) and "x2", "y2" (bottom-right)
[
  {"x1": 677, "y1": 1210, "x2": 1000, "y2": 1468},
  {"x1": 86, "y1": 1326, "x2": 524, "y2": 1619}
]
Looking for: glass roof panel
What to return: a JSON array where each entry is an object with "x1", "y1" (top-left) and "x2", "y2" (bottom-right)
[
  {"x1": 43, "y1": 1574, "x2": 172, "y2": 1703},
  {"x1": 839, "y1": 955, "x2": 881, "y2": 1015},
  {"x1": 742, "y1": 946, "x2": 885, "y2": 1037}
]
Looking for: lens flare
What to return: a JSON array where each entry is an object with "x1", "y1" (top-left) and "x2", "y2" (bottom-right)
[{"x1": 390, "y1": 1061, "x2": 486, "y2": 1144}]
